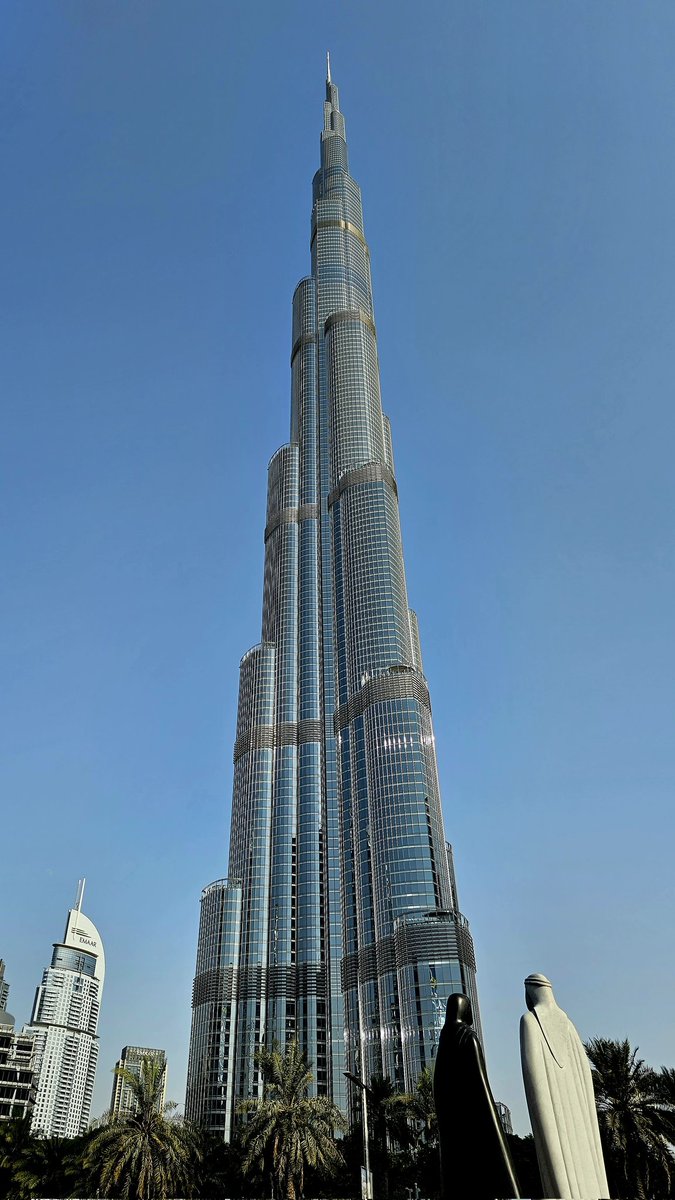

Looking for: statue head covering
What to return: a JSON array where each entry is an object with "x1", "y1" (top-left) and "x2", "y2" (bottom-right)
[
  {"x1": 525, "y1": 973, "x2": 552, "y2": 989},
  {"x1": 446, "y1": 992, "x2": 473, "y2": 1025},
  {"x1": 524, "y1": 973, "x2": 566, "y2": 1067}
]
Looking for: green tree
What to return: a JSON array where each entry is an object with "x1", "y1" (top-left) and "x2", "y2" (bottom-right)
[
  {"x1": 586, "y1": 1036, "x2": 675, "y2": 1199},
  {"x1": 362, "y1": 1074, "x2": 414, "y2": 1200},
  {"x1": 196, "y1": 1129, "x2": 246, "y2": 1198},
  {"x1": 398, "y1": 1066, "x2": 440, "y2": 1199},
  {"x1": 9, "y1": 1133, "x2": 87, "y2": 1200},
  {"x1": 0, "y1": 1119, "x2": 90, "y2": 1200},
  {"x1": 0, "y1": 1116, "x2": 35, "y2": 1200},
  {"x1": 367, "y1": 1073, "x2": 414, "y2": 1152},
  {"x1": 506, "y1": 1133, "x2": 543, "y2": 1199},
  {"x1": 404, "y1": 1066, "x2": 437, "y2": 1144},
  {"x1": 238, "y1": 1041, "x2": 346, "y2": 1200},
  {"x1": 82, "y1": 1055, "x2": 201, "y2": 1198}
]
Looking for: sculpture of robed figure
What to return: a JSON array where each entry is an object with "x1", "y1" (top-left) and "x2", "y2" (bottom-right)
[
  {"x1": 520, "y1": 973, "x2": 609, "y2": 1200},
  {"x1": 433, "y1": 992, "x2": 521, "y2": 1199}
]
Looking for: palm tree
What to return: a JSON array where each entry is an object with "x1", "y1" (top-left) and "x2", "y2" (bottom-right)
[
  {"x1": 586, "y1": 1036, "x2": 675, "y2": 1199},
  {"x1": 0, "y1": 1115, "x2": 35, "y2": 1199},
  {"x1": 238, "y1": 1041, "x2": 346, "y2": 1200},
  {"x1": 367, "y1": 1073, "x2": 415, "y2": 1153},
  {"x1": 83, "y1": 1055, "x2": 201, "y2": 1198},
  {"x1": 392, "y1": 1067, "x2": 440, "y2": 1200},
  {"x1": 654, "y1": 1065, "x2": 675, "y2": 1115},
  {"x1": 10, "y1": 1134, "x2": 79, "y2": 1199},
  {"x1": 403, "y1": 1066, "x2": 437, "y2": 1145},
  {"x1": 361, "y1": 1073, "x2": 415, "y2": 1200},
  {"x1": 197, "y1": 1129, "x2": 246, "y2": 1198}
]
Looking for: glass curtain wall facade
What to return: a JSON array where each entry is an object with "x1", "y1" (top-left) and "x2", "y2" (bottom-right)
[{"x1": 186, "y1": 66, "x2": 480, "y2": 1138}]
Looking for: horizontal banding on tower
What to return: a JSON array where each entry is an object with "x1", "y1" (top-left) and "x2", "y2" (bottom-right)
[
  {"x1": 264, "y1": 502, "x2": 319, "y2": 541},
  {"x1": 311, "y1": 217, "x2": 368, "y2": 250},
  {"x1": 333, "y1": 668, "x2": 431, "y2": 733},
  {"x1": 328, "y1": 462, "x2": 397, "y2": 508},
  {"x1": 324, "y1": 307, "x2": 376, "y2": 337},
  {"x1": 233, "y1": 718, "x2": 323, "y2": 763}
]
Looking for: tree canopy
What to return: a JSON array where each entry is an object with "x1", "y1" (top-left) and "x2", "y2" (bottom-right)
[{"x1": 238, "y1": 1041, "x2": 346, "y2": 1200}]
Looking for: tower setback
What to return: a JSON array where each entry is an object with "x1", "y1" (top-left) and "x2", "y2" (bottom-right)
[{"x1": 186, "y1": 66, "x2": 480, "y2": 1138}]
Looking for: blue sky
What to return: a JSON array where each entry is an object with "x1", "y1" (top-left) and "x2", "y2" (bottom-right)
[{"x1": 2, "y1": 1, "x2": 674, "y2": 1133}]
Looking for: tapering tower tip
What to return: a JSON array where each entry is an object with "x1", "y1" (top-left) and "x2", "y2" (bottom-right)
[
  {"x1": 74, "y1": 878, "x2": 86, "y2": 912},
  {"x1": 321, "y1": 49, "x2": 344, "y2": 146}
]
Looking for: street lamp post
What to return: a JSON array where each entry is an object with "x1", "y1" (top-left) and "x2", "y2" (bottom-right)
[{"x1": 344, "y1": 1070, "x2": 373, "y2": 1200}]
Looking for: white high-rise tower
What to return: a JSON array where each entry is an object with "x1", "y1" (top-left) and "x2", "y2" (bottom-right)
[{"x1": 25, "y1": 881, "x2": 105, "y2": 1137}]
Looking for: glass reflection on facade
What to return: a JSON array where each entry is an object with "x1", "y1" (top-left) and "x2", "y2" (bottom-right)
[{"x1": 186, "y1": 65, "x2": 481, "y2": 1138}]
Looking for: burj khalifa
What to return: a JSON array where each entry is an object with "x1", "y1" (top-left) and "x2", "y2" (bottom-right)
[{"x1": 186, "y1": 61, "x2": 481, "y2": 1139}]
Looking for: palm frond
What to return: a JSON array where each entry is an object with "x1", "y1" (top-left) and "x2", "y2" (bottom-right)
[
  {"x1": 585, "y1": 1036, "x2": 675, "y2": 1200},
  {"x1": 237, "y1": 1041, "x2": 345, "y2": 1199}
]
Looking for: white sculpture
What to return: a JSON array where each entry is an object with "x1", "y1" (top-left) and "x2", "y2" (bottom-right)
[{"x1": 520, "y1": 973, "x2": 609, "y2": 1200}]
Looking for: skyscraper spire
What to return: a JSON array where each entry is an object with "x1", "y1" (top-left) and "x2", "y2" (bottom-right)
[
  {"x1": 187, "y1": 68, "x2": 481, "y2": 1141},
  {"x1": 326, "y1": 50, "x2": 331, "y2": 83}
]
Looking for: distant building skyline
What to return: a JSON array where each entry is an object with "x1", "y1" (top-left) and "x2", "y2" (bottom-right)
[
  {"x1": 186, "y1": 64, "x2": 480, "y2": 1139},
  {"x1": 0, "y1": 964, "x2": 36, "y2": 1123},
  {"x1": 0, "y1": 962, "x2": 9, "y2": 1015},
  {"x1": 24, "y1": 881, "x2": 105, "y2": 1138},
  {"x1": 110, "y1": 1044, "x2": 167, "y2": 1119},
  {"x1": 496, "y1": 1100, "x2": 514, "y2": 1136}
]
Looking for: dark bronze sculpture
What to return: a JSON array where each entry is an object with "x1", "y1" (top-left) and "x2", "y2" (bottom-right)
[{"x1": 433, "y1": 993, "x2": 521, "y2": 1199}]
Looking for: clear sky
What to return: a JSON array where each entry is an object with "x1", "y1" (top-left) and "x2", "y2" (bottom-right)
[{"x1": 2, "y1": 1, "x2": 674, "y2": 1134}]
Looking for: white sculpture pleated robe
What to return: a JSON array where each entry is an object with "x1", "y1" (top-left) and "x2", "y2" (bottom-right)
[{"x1": 520, "y1": 974, "x2": 609, "y2": 1200}]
